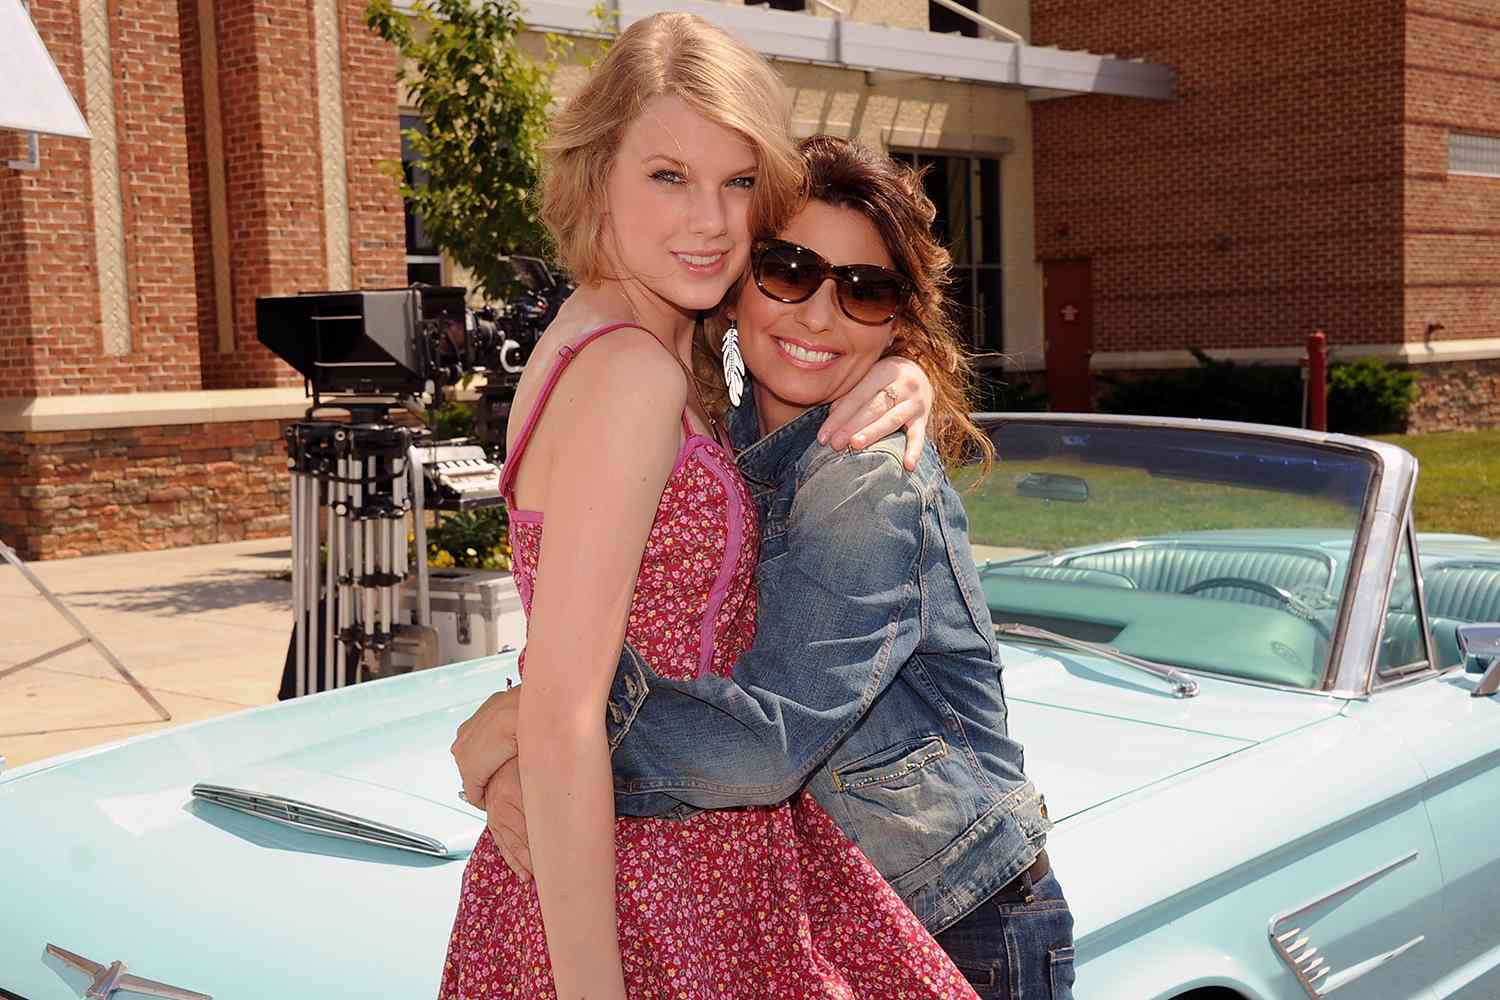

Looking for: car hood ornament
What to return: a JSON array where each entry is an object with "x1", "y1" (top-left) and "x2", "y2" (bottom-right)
[{"x1": 46, "y1": 943, "x2": 212, "y2": 1000}]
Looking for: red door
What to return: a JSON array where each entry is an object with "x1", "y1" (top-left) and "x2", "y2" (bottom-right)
[{"x1": 1042, "y1": 259, "x2": 1093, "y2": 412}]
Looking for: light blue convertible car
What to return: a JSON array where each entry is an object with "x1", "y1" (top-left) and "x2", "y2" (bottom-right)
[{"x1": 3, "y1": 415, "x2": 1498, "y2": 1000}]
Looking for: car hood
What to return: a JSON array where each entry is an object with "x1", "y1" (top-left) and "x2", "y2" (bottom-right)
[
  {"x1": 0, "y1": 655, "x2": 518, "y2": 1000},
  {"x1": 0, "y1": 650, "x2": 1341, "y2": 999},
  {"x1": 997, "y1": 644, "x2": 1345, "y2": 822}
]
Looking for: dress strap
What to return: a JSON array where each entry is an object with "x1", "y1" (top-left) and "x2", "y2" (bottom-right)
[{"x1": 498, "y1": 322, "x2": 654, "y2": 501}]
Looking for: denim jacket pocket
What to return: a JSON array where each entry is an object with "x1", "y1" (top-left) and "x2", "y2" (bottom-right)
[
  {"x1": 832, "y1": 735, "x2": 950, "y2": 792},
  {"x1": 825, "y1": 734, "x2": 982, "y2": 882}
]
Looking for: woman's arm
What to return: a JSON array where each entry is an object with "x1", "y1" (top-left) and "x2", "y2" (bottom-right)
[
  {"x1": 818, "y1": 355, "x2": 933, "y2": 470},
  {"x1": 473, "y1": 444, "x2": 926, "y2": 876},
  {"x1": 514, "y1": 333, "x2": 686, "y2": 1000}
]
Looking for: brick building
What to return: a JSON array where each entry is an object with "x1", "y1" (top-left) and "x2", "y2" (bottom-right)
[
  {"x1": 1027, "y1": 0, "x2": 1500, "y2": 424},
  {"x1": 1, "y1": 0, "x2": 1496, "y2": 560}
]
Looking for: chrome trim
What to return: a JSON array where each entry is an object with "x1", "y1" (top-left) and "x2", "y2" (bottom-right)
[
  {"x1": 46, "y1": 943, "x2": 211, "y2": 999},
  {"x1": 191, "y1": 783, "x2": 450, "y2": 857},
  {"x1": 1372, "y1": 516, "x2": 1440, "y2": 687},
  {"x1": 1459, "y1": 624, "x2": 1500, "y2": 697},
  {"x1": 995, "y1": 622, "x2": 1200, "y2": 697},
  {"x1": 1267, "y1": 851, "x2": 1425, "y2": 997}
]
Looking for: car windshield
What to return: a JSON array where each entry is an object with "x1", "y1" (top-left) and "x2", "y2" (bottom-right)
[{"x1": 959, "y1": 420, "x2": 1378, "y2": 689}]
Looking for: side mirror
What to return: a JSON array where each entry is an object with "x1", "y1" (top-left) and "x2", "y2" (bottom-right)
[{"x1": 1457, "y1": 624, "x2": 1500, "y2": 698}]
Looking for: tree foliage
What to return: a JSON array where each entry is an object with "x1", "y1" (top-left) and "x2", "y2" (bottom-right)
[{"x1": 367, "y1": 0, "x2": 563, "y2": 301}]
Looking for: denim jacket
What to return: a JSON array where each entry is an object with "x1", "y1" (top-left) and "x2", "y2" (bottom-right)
[{"x1": 602, "y1": 397, "x2": 1051, "y2": 935}]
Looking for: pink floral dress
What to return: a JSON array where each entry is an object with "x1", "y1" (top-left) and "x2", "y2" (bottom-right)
[{"x1": 438, "y1": 323, "x2": 977, "y2": 1000}]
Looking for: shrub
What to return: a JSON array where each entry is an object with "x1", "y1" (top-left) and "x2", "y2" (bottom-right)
[
  {"x1": 1327, "y1": 358, "x2": 1419, "y2": 435},
  {"x1": 972, "y1": 371, "x2": 1048, "y2": 412},
  {"x1": 425, "y1": 506, "x2": 511, "y2": 571},
  {"x1": 429, "y1": 399, "x2": 478, "y2": 442},
  {"x1": 1098, "y1": 349, "x2": 1302, "y2": 426}
]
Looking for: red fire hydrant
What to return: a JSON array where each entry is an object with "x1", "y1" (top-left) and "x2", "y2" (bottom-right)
[{"x1": 1305, "y1": 331, "x2": 1328, "y2": 431}]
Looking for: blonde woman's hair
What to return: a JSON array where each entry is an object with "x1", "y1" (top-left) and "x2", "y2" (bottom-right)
[{"x1": 539, "y1": 13, "x2": 804, "y2": 285}]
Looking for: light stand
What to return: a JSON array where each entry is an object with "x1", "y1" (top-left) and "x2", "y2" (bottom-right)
[{"x1": 0, "y1": 539, "x2": 171, "y2": 735}]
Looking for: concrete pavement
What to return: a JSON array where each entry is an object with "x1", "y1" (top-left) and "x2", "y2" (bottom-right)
[{"x1": 1, "y1": 538, "x2": 298, "y2": 770}]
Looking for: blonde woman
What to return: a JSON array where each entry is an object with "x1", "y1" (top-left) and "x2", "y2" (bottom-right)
[{"x1": 438, "y1": 14, "x2": 976, "y2": 1000}]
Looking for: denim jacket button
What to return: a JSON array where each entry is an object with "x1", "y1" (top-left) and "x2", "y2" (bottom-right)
[
  {"x1": 623, "y1": 675, "x2": 641, "y2": 699},
  {"x1": 608, "y1": 702, "x2": 624, "y2": 725}
]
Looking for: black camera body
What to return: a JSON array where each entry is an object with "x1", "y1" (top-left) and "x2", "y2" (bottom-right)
[{"x1": 254, "y1": 258, "x2": 574, "y2": 452}]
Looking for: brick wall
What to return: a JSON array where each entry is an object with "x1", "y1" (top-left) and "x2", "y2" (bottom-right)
[
  {"x1": 0, "y1": 1, "x2": 206, "y2": 397},
  {"x1": 342, "y1": 2, "x2": 408, "y2": 291},
  {"x1": 178, "y1": 0, "x2": 221, "y2": 382},
  {"x1": 211, "y1": 0, "x2": 325, "y2": 389},
  {"x1": 1031, "y1": 0, "x2": 1407, "y2": 355},
  {"x1": 0, "y1": 0, "x2": 98, "y2": 399},
  {"x1": 112, "y1": 0, "x2": 204, "y2": 393},
  {"x1": 1403, "y1": 1, "x2": 1500, "y2": 347},
  {"x1": 0, "y1": 419, "x2": 290, "y2": 560}
]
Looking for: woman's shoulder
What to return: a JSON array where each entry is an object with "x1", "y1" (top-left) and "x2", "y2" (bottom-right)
[
  {"x1": 797, "y1": 431, "x2": 941, "y2": 491},
  {"x1": 534, "y1": 311, "x2": 683, "y2": 395}
]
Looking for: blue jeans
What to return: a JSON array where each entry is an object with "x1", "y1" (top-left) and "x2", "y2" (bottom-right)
[{"x1": 934, "y1": 870, "x2": 1076, "y2": 1000}]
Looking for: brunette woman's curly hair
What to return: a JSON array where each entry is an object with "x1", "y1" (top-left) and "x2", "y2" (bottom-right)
[
  {"x1": 793, "y1": 135, "x2": 993, "y2": 471},
  {"x1": 697, "y1": 136, "x2": 993, "y2": 470}
]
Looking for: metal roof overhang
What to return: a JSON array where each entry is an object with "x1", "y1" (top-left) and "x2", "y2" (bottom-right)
[
  {"x1": 0, "y1": 0, "x2": 90, "y2": 139},
  {"x1": 519, "y1": 0, "x2": 1174, "y2": 101}
]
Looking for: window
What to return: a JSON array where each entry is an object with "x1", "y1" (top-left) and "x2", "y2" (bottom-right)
[
  {"x1": 401, "y1": 113, "x2": 442, "y2": 286},
  {"x1": 891, "y1": 150, "x2": 1003, "y2": 350},
  {"x1": 1376, "y1": 527, "x2": 1432, "y2": 682},
  {"x1": 1450, "y1": 132, "x2": 1500, "y2": 178},
  {"x1": 929, "y1": 0, "x2": 978, "y2": 36}
]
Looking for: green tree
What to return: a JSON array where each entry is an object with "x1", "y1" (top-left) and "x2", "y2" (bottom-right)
[{"x1": 367, "y1": 0, "x2": 563, "y2": 301}]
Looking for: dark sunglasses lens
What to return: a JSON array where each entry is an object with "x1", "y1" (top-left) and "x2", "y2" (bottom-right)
[
  {"x1": 839, "y1": 268, "x2": 907, "y2": 323},
  {"x1": 756, "y1": 243, "x2": 822, "y2": 302}
]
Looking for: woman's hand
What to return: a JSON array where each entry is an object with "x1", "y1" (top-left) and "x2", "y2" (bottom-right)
[
  {"x1": 452, "y1": 687, "x2": 521, "y2": 812},
  {"x1": 817, "y1": 355, "x2": 932, "y2": 470},
  {"x1": 485, "y1": 756, "x2": 534, "y2": 882}
]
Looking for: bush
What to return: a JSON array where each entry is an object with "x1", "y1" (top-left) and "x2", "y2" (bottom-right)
[
  {"x1": 973, "y1": 371, "x2": 1048, "y2": 412},
  {"x1": 428, "y1": 399, "x2": 478, "y2": 443},
  {"x1": 1098, "y1": 348, "x2": 1302, "y2": 426},
  {"x1": 425, "y1": 506, "x2": 511, "y2": 571},
  {"x1": 1328, "y1": 358, "x2": 1419, "y2": 435}
]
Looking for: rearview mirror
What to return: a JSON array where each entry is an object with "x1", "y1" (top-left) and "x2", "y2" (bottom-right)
[
  {"x1": 1457, "y1": 624, "x2": 1500, "y2": 698},
  {"x1": 1015, "y1": 473, "x2": 1089, "y2": 504}
]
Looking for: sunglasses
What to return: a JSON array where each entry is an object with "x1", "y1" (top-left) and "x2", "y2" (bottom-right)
[{"x1": 751, "y1": 238, "x2": 913, "y2": 326}]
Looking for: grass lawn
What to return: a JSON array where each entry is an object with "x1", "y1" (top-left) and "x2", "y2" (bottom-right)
[
  {"x1": 953, "y1": 428, "x2": 1499, "y2": 555},
  {"x1": 1375, "y1": 430, "x2": 1500, "y2": 537}
]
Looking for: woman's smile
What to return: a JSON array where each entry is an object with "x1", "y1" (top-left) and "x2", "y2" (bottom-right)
[{"x1": 773, "y1": 335, "x2": 841, "y2": 368}]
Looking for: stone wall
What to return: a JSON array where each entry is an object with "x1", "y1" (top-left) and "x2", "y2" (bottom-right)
[
  {"x1": 1408, "y1": 358, "x2": 1500, "y2": 433},
  {"x1": 0, "y1": 419, "x2": 290, "y2": 560}
]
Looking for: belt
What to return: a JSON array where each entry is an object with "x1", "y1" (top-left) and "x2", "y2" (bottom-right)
[{"x1": 989, "y1": 850, "x2": 1051, "y2": 905}]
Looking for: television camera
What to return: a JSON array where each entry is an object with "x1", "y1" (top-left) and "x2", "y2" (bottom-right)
[{"x1": 254, "y1": 258, "x2": 573, "y2": 697}]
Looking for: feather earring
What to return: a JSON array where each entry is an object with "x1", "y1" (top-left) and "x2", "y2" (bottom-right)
[{"x1": 722, "y1": 324, "x2": 746, "y2": 407}]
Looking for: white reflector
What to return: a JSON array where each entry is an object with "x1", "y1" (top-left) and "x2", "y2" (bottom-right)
[{"x1": 0, "y1": 0, "x2": 90, "y2": 139}]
